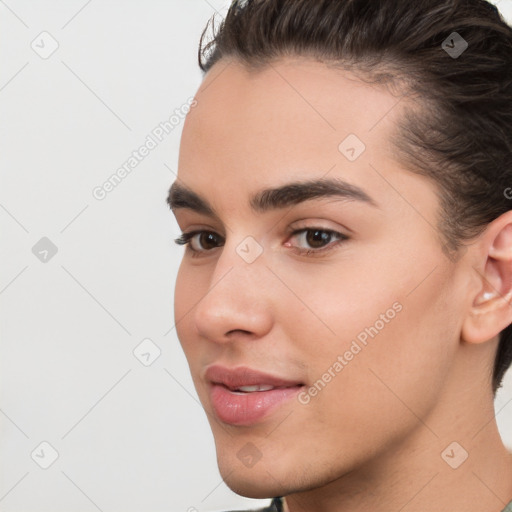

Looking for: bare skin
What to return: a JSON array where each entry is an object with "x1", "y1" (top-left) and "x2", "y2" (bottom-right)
[{"x1": 170, "y1": 57, "x2": 512, "y2": 512}]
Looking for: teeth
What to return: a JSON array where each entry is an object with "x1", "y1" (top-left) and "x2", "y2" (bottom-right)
[{"x1": 235, "y1": 385, "x2": 275, "y2": 392}]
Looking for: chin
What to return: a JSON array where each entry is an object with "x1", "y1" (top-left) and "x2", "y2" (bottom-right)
[
  {"x1": 222, "y1": 474, "x2": 282, "y2": 500},
  {"x1": 217, "y1": 456, "x2": 284, "y2": 499}
]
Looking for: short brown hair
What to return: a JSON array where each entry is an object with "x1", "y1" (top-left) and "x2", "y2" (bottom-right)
[{"x1": 197, "y1": 0, "x2": 512, "y2": 394}]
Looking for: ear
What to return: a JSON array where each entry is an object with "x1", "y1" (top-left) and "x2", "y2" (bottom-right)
[{"x1": 461, "y1": 210, "x2": 512, "y2": 344}]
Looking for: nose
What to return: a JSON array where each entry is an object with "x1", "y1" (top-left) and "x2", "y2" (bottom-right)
[{"x1": 192, "y1": 237, "x2": 274, "y2": 344}]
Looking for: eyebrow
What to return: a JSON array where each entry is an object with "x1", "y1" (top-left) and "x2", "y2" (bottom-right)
[{"x1": 167, "y1": 177, "x2": 378, "y2": 218}]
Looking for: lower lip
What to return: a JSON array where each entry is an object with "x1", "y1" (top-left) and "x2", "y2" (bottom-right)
[{"x1": 209, "y1": 383, "x2": 303, "y2": 426}]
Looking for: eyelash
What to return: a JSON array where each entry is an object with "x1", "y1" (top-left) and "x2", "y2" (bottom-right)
[{"x1": 173, "y1": 227, "x2": 349, "y2": 258}]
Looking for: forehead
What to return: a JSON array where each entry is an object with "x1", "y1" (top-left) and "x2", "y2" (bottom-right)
[
  {"x1": 177, "y1": 57, "x2": 410, "y2": 211},
  {"x1": 187, "y1": 57, "x2": 403, "y2": 137}
]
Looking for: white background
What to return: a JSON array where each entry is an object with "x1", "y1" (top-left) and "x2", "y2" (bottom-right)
[{"x1": 1, "y1": 1, "x2": 512, "y2": 511}]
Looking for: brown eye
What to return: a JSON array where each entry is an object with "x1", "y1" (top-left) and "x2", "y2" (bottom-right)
[
  {"x1": 287, "y1": 228, "x2": 348, "y2": 257},
  {"x1": 305, "y1": 230, "x2": 333, "y2": 248},
  {"x1": 174, "y1": 227, "x2": 348, "y2": 258},
  {"x1": 173, "y1": 230, "x2": 224, "y2": 253},
  {"x1": 195, "y1": 232, "x2": 221, "y2": 251}
]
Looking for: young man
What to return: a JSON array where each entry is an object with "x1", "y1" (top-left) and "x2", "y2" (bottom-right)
[{"x1": 167, "y1": 0, "x2": 512, "y2": 510}]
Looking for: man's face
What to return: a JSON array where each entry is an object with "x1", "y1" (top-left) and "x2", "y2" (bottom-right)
[{"x1": 171, "y1": 58, "x2": 466, "y2": 498}]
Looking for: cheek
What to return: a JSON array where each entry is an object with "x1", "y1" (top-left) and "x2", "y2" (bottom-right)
[
  {"x1": 298, "y1": 262, "x2": 459, "y2": 437},
  {"x1": 280, "y1": 239, "x2": 460, "y2": 417}
]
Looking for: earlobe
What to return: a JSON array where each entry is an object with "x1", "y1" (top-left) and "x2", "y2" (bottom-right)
[{"x1": 461, "y1": 211, "x2": 512, "y2": 345}]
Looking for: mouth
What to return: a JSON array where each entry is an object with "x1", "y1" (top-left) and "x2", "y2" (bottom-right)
[
  {"x1": 224, "y1": 384, "x2": 292, "y2": 393},
  {"x1": 205, "y1": 365, "x2": 305, "y2": 426}
]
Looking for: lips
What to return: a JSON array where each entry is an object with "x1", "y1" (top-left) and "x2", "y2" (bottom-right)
[
  {"x1": 205, "y1": 365, "x2": 303, "y2": 391},
  {"x1": 205, "y1": 365, "x2": 304, "y2": 425}
]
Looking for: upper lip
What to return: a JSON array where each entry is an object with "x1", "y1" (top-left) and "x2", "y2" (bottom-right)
[{"x1": 205, "y1": 364, "x2": 304, "y2": 390}]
